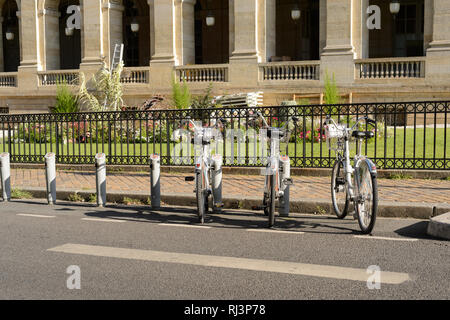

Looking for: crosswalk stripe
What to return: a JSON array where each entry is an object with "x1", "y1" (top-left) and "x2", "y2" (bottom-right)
[{"x1": 48, "y1": 243, "x2": 411, "y2": 284}]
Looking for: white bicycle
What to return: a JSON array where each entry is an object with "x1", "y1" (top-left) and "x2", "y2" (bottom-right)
[
  {"x1": 184, "y1": 118, "x2": 226, "y2": 224},
  {"x1": 250, "y1": 111, "x2": 298, "y2": 228},
  {"x1": 324, "y1": 115, "x2": 378, "y2": 234}
]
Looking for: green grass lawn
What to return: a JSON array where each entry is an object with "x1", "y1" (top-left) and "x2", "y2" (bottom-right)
[{"x1": 1, "y1": 127, "x2": 448, "y2": 162}]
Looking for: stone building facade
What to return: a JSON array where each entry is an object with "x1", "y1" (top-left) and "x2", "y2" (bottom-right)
[{"x1": 0, "y1": 0, "x2": 449, "y2": 113}]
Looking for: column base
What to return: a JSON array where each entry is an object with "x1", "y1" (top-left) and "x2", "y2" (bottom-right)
[{"x1": 320, "y1": 46, "x2": 355, "y2": 85}]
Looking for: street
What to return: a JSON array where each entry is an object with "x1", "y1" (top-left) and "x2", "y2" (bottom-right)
[{"x1": 0, "y1": 200, "x2": 448, "y2": 300}]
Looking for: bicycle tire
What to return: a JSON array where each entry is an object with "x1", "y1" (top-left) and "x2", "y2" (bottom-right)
[
  {"x1": 355, "y1": 161, "x2": 378, "y2": 234},
  {"x1": 331, "y1": 159, "x2": 349, "y2": 219},
  {"x1": 196, "y1": 171, "x2": 207, "y2": 224},
  {"x1": 268, "y1": 172, "x2": 276, "y2": 228}
]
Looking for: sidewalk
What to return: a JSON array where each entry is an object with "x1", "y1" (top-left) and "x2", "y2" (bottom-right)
[{"x1": 8, "y1": 168, "x2": 450, "y2": 218}]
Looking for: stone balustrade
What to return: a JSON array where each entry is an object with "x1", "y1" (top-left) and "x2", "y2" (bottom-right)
[
  {"x1": 120, "y1": 67, "x2": 150, "y2": 84},
  {"x1": 38, "y1": 70, "x2": 80, "y2": 86},
  {"x1": 176, "y1": 65, "x2": 229, "y2": 82},
  {"x1": 355, "y1": 57, "x2": 426, "y2": 79},
  {"x1": 259, "y1": 61, "x2": 321, "y2": 81},
  {"x1": 0, "y1": 73, "x2": 17, "y2": 87}
]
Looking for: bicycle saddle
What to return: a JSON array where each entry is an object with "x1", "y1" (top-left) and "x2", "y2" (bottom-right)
[{"x1": 352, "y1": 131, "x2": 374, "y2": 139}]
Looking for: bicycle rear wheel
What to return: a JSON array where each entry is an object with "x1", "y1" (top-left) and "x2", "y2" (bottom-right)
[
  {"x1": 355, "y1": 161, "x2": 378, "y2": 234},
  {"x1": 196, "y1": 171, "x2": 208, "y2": 224},
  {"x1": 331, "y1": 159, "x2": 349, "y2": 219}
]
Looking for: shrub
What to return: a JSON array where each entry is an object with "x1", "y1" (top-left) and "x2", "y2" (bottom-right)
[
  {"x1": 53, "y1": 81, "x2": 79, "y2": 114},
  {"x1": 323, "y1": 71, "x2": 341, "y2": 106},
  {"x1": 11, "y1": 189, "x2": 33, "y2": 199},
  {"x1": 78, "y1": 62, "x2": 124, "y2": 112},
  {"x1": 172, "y1": 75, "x2": 191, "y2": 109}
]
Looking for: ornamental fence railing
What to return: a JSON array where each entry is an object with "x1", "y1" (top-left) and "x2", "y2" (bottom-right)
[{"x1": 0, "y1": 101, "x2": 448, "y2": 170}]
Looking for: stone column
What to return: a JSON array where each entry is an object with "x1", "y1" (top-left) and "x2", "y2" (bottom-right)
[
  {"x1": 319, "y1": 0, "x2": 326, "y2": 56},
  {"x1": 354, "y1": 0, "x2": 370, "y2": 59},
  {"x1": 149, "y1": 0, "x2": 177, "y2": 87},
  {"x1": 42, "y1": 7, "x2": 60, "y2": 70},
  {"x1": 229, "y1": 0, "x2": 260, "y2": 87},
  {"x1": 0, "y1": 16, "x2": 3, "y2": 72},
  {"x1": 260, "y1": 0, "x2": 275, "y2": 62},
  {"x1": 102, "y1": 0, "x2": 124, "y2": 69},
  {"x1": 320, "y1": 0, "x2": 355, "y2": 85},
  {"x1": 426, "y1": 0, "x2": 450, "y2": 81},
  {"x1": 178, "y1": 0, "x2": 195, "y2": 65},
  {"x1": 17, "y1": 2, "x2": 40, "y2": 91},
  {"x1": 423, "y1": 0, "x2": 433, "y2": 53},
  {"x1": 80, "y1": 0, "x2": 104, "y2": 77}
]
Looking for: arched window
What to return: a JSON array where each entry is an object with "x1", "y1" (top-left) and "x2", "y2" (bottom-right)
[
  {"x1": 123, "y1": 0, "x2": 150, "y2": 67},
  {"x1": 1, "y1": 0, "x2": 20, "y2": 72},
  {"x1": 194, "y1": 0, "x2": 229, "y2": 64},
  {"x1": 59, "y1": 0, "x2": 81, "y2": 69},
  {"x1": 275, "y1": 0, "x2": 319, "y2": 61}
]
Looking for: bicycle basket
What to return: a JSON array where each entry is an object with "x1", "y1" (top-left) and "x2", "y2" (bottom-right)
[{"x1": 325, "y1": 123, "x2": 346, "y2": 151}]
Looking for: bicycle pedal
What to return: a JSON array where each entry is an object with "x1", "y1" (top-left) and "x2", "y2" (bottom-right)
[
  {"x1": 282, "y1": 178, "x2": 293, "y2": 185},
  {"x1": 185, "y1": 176, "x2": 195, "y2": 182}
]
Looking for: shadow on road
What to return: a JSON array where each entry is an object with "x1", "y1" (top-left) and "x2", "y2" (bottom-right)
[
  {"x1": 80, "y1": 204, "x2": 361, "y2": 235},
  {"x1": 394, "y1": 221, "x2": 432, "y2": 240}
]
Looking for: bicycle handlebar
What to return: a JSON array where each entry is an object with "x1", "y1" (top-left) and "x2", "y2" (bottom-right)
[
  {"x1": 324, "y1": 115, "x2": 376, "y2": 132},
  {"x1": 249, "y1": 111, "x2": 299, "y2": 131}
]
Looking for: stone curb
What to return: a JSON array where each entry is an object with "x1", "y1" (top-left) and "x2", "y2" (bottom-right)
[
  {"x1": 10, "y1": 163, "x2": 450, "y2": 180},
  {"x1": 12, "y1": 187, "x2": 450, "y2": 220},
  {"x1": 427, "y1": 212, "x2": 450, "y2": 240}
]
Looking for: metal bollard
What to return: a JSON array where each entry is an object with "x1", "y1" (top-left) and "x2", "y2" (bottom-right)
[
  {"x1": 211, "y1": 154, "x2": 223, "y2": 213},
  {"x1": 45, "y1": 152, "x2": 57, "y2": 205},
  {"x1": 0, "y1": 153, "x2": 11, "y2": 202},
  {"x1": 278, "y1": 155, "x2": 291, "y2": 217},
  {"x1": 150, "y1": 154, "x2": 161, "y2": 209},
  {"x1": 95, "y1": 153, "x2": 107, "y2": 207}
]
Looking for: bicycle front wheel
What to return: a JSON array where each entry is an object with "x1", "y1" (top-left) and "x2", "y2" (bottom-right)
[
  {"x1": 355, "y1": 161, "x2": 378, "y2": 234},
  {"x1": 331, "y1": 159, "x2": 349, "y2": 219},
  {"x1": 268, "y1": 173, "x2": 276, "y2": 228},
  {"x1": 196, "y1": 171, "x2": 208, "y2": 224}
]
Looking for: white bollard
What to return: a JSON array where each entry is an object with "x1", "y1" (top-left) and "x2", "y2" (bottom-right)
[
  {"x1": 150, "y1": 154, "x2": 160, "y2": 209},
  {"x1": 95, "y1": 153, "x2": 107, "y2": 207},
  {"x1": 45, "y1": 152, "x2": 57, "y2": 205},
  {"x1": 278, "y1": 155, "x2": 291, "y2": 217},
  {"x1": 211, "y1": 154, "x2": 223, "y2": 213},
  {"x1": 0, "y1": 153, "x2": 11, "y2": 202}
]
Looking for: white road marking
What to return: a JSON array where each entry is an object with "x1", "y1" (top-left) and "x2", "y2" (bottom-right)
[
  {"x1": 82, "y1": 218, "x2": 126, "y2": 223},
  {"x1": 158, "y1": 223, "x2": 211, "y2": 229},
  {"x1": 48, "y1": 243, "x2": 411, "y2": 284},
  {"x1": 17, "y1": 214, "x2": 56, "y2": 219},
  {"x1": 354, "y1": 235, "x2": 419, "y2": 242},
  {"x1": 247, "y1": 229, "x2": 304, "y2": 235}
]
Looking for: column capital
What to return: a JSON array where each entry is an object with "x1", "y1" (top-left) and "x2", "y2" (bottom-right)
[
  {"x1": 176, "y1": 0, "x2": 196, "y2": 5},
  {"x1": 102, "y1": 1, "x2": 124, "y2": 12},
  {"x1": 38, "y1": 8, "x2": 61, "y2": 18}
]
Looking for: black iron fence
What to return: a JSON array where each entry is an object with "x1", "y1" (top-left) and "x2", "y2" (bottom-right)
[{"x1": 0, "y1": 101, "x2": 448, "y2": 170}]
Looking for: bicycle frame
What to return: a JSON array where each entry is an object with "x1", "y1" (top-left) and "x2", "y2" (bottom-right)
[{"x1": 328, "y1": 116, "x2": 377, "y2": 203}]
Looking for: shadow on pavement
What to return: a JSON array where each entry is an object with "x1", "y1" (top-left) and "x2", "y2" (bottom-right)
[
  {"x1": 81, "y1": 204, "x2": 361, "y2": 235},
  {"x1": 394, "y1": 221, "x2": 432, "y2": 240}
]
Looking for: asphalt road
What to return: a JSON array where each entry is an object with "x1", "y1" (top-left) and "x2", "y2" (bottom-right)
[{"x1": 0, "y1": 199, "x2": 448, "y2": 300}]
